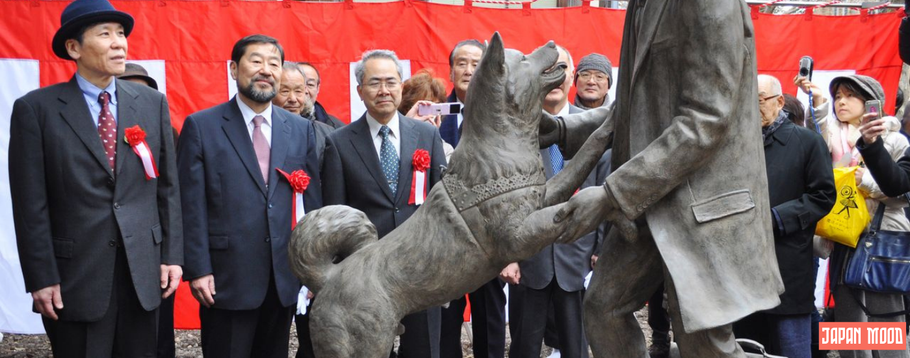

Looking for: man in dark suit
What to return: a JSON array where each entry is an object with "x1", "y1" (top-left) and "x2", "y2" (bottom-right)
[
  {"x1": 437, "y1": 39, "x2": 509, "y2": 358},
  {"x1": 733, "y1": 75, "x2": 835, "y2": 358},
  {"x1": 177, "y1": 34, "x2": 322, "y2": 358},
  {"x1": 322, "y1": 49, "x2": 445, "y2": 358},
  {"x1": 9, "y1": 0, "x2": 183, "y2": 356},
  {"x1": 117, "y1": 62, "x2": 179, "y2": 358},
  {"x1": 503, "y1": 45, "x2": 600, "y2": 358},
  {"x1": 271, "y1": 60, "x2": 335, "y2": 358},
  {"x1": 298, "y1": 62, "x2": 346, "y2": 129}
]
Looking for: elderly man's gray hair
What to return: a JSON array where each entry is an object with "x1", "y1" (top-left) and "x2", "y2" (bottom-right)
[
  {"x1": 282, "y1": 61, "x2": 307, "y2": 79},
  {"x1": 757, "y1": 74, "x2": 782, "y2": 96},
  {"x1": 354, "y1": 49, "x2": 404, "y2": 86}
]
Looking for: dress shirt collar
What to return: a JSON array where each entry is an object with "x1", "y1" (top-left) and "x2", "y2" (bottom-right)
[
  {"x1": 76, "y1": 72, "x2": 117, "y2": 106},
  {"x1": 366, "y1": 112, "x2": 400, "y2": 141},
  {"x1": 553, "y1": 102, "x2": 570, "y2": 117},
  {"x1": 236, "y1": 96, "x2": 273, "y2": 128}
]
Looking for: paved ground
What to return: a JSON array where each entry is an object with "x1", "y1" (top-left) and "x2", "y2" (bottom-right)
[{"x1": 0, "y1": 307, "x2": 844, "y2": 358}]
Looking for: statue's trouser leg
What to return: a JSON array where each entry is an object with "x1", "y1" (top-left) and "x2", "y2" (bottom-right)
[
  {"x1": 665, "y1": 264, "x2": 746, "y2": 358},
  {"x1": 583, "y1": 228, "x2": 663, "y2": 358}
]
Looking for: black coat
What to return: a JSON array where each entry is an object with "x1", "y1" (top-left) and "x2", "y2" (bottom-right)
[
  {"x1": 857, "y1": 137, "x2": 910, "y2": 197},
  {"x1": 763, "y1": 120, "x2": 836, "y2": 315}
]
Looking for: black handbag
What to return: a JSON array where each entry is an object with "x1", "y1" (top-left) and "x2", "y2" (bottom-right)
[{"x1": 843, "y1": 200, "x2": 910, "y2": 317}]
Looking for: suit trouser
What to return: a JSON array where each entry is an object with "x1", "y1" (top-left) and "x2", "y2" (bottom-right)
[
  {"x1": 157, "y1": 294, "x2": 175, "y2": 358},
  {"x1": 439, "y1": 279, "x2": 506, "y2": 358},
  {"x1": 584, "y1": 228, "x2": 745, "y2": 358},
  {"x1": 43, "y1": 247, "x2": 158, "y2": 358},
  {"x1": 508, "y1": 281, "x2": 588, "y2": 358},
  {"x1": 199, "y1": 274, "x2": 294, "y2": 358},
  {"x1": 397, "y1": 307, "x2": 442, "y2": 358},
  {"x1": 295, "y1": 307, "x2": 316, "y2": 358}
]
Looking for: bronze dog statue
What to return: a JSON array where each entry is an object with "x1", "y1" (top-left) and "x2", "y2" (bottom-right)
[{"x1": 289, "y1": 32, "x2": 613, "y2": 357}]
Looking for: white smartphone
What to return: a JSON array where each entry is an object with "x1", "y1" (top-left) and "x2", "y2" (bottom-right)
[{"x1": 418, "y1": 102, "x2": 462, "y2": 116}]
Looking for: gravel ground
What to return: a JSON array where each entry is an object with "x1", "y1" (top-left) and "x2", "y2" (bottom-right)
[{"x1": 0, "y1": 307, "x2": 844, "y2": 358}]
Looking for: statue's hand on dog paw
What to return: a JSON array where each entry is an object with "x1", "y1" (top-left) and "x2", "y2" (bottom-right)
[
  {"x1": 555, "y1": 186, "x2": 638, "y2": 244},
  {"x1": 538, "y1": 111, "x2": 564, "y2": 149}
]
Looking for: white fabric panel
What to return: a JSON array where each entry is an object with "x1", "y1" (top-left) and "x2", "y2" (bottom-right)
[
  {"x1": 0, "y1": 59, "x2": 44, "y2": 334},
  {"x1": 348, "y1": 60, "x2": 411, "y2": 123},
  {"x1": 815, "y1": 258, "x2": 829, "y2": 309},
  {"x1": 227, "y1": 60, "x2": 236, "y2": 100},
  {"x1": 796, "y1": 69, "x2": 856, "y2": 126},
  {"x1": 127, "y1": 60, "x2": 167, "y2": 95}
]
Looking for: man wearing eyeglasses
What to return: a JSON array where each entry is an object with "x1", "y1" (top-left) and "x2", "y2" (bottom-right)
[
  {"x1": 573, "y1": 53, "x2": 613, "y2": 110},
  {"x1": 731, "y1": 74, "x2": 835, "y2": 358},
  {"x1": 322, "y1": 49, "x2": 446, "y2": 358}
]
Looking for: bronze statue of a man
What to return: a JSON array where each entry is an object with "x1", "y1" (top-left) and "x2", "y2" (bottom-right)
[{"x1": 548, "y1": 1, "x2": 784, "y2": 356}]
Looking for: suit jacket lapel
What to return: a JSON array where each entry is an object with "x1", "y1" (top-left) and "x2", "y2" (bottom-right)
[
  {"x1": 114, "y1": 80, "x2": 139, "y2": 177},
  {"x1": 629, "y1": 0, "x2": 669, "y2": 88},
  {"x1": 221, "y1": 98, "x2": 267, "y2": 195},
  {"x1": 396, "y1": 115, "x2": 417, "y2": 203},
  {"x1": 58, "y1": 77, "x2": 113, "y2": 178},
  {"x1": 267, "y1": 111, "x2": 291, "y2": 200},
  {"x1": 349, "y1": 116, "x2": 395, "y2": 202}
]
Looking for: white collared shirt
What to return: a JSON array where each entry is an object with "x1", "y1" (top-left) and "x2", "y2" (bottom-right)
[
  {"x1": 236, "y1": 96, "x2": 273, "y2": 147},
  {"x1": 365, "y1": 113, "x2": 401, "y2": 159},
  {"x1": 553, "y1": 102, "x2": 570, "y2": 117},
  {"x1": 456, "y1": 98, "x2": 465, "y2": 129}
]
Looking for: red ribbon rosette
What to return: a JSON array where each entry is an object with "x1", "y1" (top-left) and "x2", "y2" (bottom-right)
[
  {"x1": 123, "y1": 125, "x2": 158, "y2": 180},
  {"x1": 277, "y1": 168, "x2": 310, "y2": 229},
  {"x1": 409, "y1": 149, "x2": 431, "y2": 205}
]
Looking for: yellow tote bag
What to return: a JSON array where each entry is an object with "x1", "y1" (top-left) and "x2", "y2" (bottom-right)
[{"x1": 814, "y1": 166, "x2": 871, "y2": 248}]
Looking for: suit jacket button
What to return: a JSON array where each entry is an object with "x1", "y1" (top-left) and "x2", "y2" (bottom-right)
[
  {"x1": 268, "y1": 203, "x2": 273, "y2": 209},
  {"x1": 108, "y1": 240, "x2": 116, "y2": 247},
  {"x1": 107, "y1": 178, "x2": 114, "y2": 187},
  {"x1": 265, "y1": 237, "x2": 271, "y2": 243},
  {"x1": 394, "y1": 207, "x2": 400, "y2": 213},
  {"x1": 113, "y1": 203, "x2": 121, "y2": 209}
]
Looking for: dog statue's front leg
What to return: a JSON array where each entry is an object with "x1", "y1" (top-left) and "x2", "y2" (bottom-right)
[
  {"x1": 543, "y1": 107, "x2": 614, "y2": 207},
  {"x1": 508, "y1": 204, "x2": 571, "y2": 260}
]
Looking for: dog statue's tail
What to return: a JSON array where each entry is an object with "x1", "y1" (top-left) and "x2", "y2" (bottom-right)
[{"x1": 288, "y1": 205, "x2": 378, "y2": 293}]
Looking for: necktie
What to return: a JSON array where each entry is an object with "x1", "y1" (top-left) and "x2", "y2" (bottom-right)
[
  {"x1": 379, "y1": 126, "x2": 399, "y2": 195},
  {"x1": 252, "y1": 115, "x2": 270, "y2": 182},
  {"x1": 98, "y1": 91, "x2": 117, "y2": 173},
  {"x1": 548, "y1": 144, "x2": 564, "y2": 175}
]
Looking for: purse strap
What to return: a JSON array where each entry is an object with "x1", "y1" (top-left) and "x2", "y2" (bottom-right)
[
  {"x1": 843, "y1": 194, "x2": 910, "y2": 318},
  {"x1": 847, "y1": 287, "x2": 910, "y2": 318},
  {"x1": 868, "y1": 199, "x2": 887, "y2": 233}
]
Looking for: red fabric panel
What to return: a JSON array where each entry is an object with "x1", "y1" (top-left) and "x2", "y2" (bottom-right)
[
  {"x1": 753, "y1": 9, "x2": 904, "y2": 113},
  {"x1": 173, "y1": 281, "x2": 200, "y2": 329},
  {"x1": 1, "y1": 0, "x2": 901, "y2": 330}
]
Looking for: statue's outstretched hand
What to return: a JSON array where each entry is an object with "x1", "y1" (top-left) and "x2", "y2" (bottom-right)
[
  {"x1": 539, "y1": 111, "x2": 564, "y2": 149},
  {"x1": 554, "y1": 186, "x2": 638, "y2": 244}
]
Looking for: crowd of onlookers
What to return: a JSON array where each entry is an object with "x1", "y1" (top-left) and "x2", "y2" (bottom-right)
[{"x1": 11, "y1": 0, "x2": 910, "y2": 357}]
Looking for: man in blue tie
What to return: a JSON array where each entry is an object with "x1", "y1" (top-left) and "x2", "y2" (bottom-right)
[
  {"x1": 322, "y1": 49, "x2": 447, "y2": 358},
  {"x1": 502, "y1": 45, "x2": 604, "y2": 358}
]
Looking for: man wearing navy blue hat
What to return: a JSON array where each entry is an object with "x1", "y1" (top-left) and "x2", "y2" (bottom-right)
[{"x1": 8, "y1": 0, "x2": 183, "y2": 356}]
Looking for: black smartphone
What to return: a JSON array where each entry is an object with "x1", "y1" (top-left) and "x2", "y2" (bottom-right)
[{"x1": 799, "y1": 56, "x2": 814, "y2": 81}]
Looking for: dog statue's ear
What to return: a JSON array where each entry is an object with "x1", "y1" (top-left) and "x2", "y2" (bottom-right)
[{"x1": 482, "y1": 32, "x2": 505, "y2": 75}]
